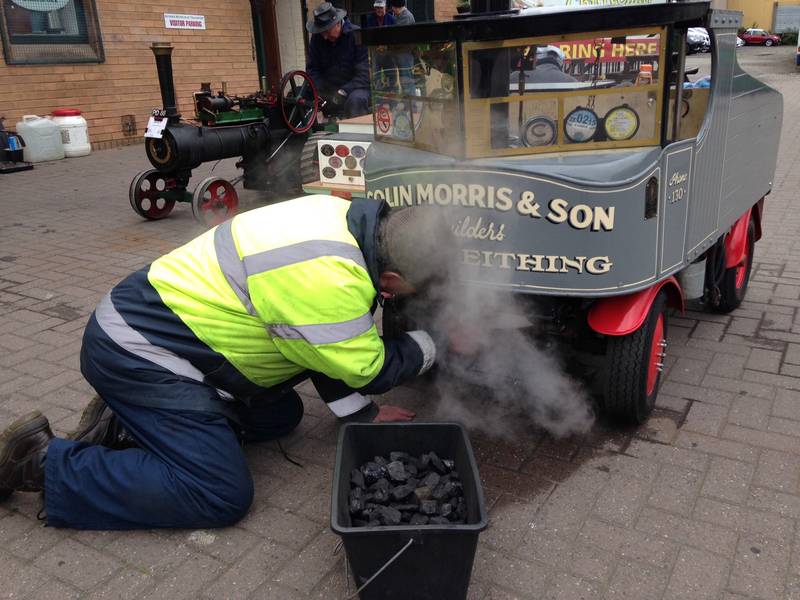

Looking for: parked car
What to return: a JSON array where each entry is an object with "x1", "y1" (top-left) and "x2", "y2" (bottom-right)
[
  {"x1": 740, "y1": 28, "x2": 781, "y2": 46},
  {"x1": 687, "y1": 27, "x2": 710, "y2": 53}
]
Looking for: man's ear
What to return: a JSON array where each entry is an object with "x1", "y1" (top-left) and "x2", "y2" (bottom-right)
[{"x1": 379, "y1": 271, "x2": 415, "y2": 298}]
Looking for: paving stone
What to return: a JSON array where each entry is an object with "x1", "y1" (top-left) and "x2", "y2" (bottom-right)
[
  {"x1": 203, "y1": 540, "x2": 294, "y2": 599},
  {"x1": 33, "y1": 538, "x2": 122, "y2": 591},
  {"x1": 700, "y1": 457, "x2": 754, "y2": 504},
  {"x1": 635, "y1": 506, "x2": 738, "y2": 558},
  {"x1": 605, "y1": 559, "x2": 669, "y2": 600},
  {"x1": 0, "y1": 549, "x2": 48, "y2": 598},
  {"x1": 578, "y1": 519, "x2": 677, "y2": 567},
  {"x1": 274, "y1": 530, "x2": 342, "y2": 595},
  {"x1": 747, "y1": 485, "x2": 800, "y2": 520},
  {"x1": 745, "y1": 349, "x2": 784, "y2": 373},
  {"x1": 754, "y1": 449, "x2": 800, "y2": 493},
  {"x1": 773, "y1": 387, "x2": 800, "y2": 420},
  {"x1": 707, "y1": 353, "x2": 747, "y2": 378},
  {"x1": 647, "y1": 464, "x2": 703, "y2": 516},
  {"x1": 141, "y1": 552, "x2": 226, "y2": 600},
  {"x1": 591, "y1": 473, "x2": 651, "y2": 526},
  {"x1": 723, "y1": 423, "x2": 800, "y2": 454},
  {"x1": 626, "y1": 438, "x2": 709, "y2": 472},
  {"x1": 84, "y1": 569, "x2": 156, "y2": 600},
  {"x1": 728, "y1": 535, "x2": 791, "y2": 600},
  {"x1": 662, "y1": 546, "x2": 729, "y2": 600},
  {"x1": 482, "y1": 493, "x2": 540, "y2": 552},
  {"x1": 682, "y1": 401, "x2": 728, "y2": 436},
  {"x1": 693, "y1": 497, "x2": 794, "y2": 544},
  {"x1": 472, "y1": 545, "x2": 550, "y2": 597},
  {"x1": 542, "y1": 572, "x2": 601, "y2": 600},
  {"x1": 728, "y1": 395, "x2": 772, "y2": 430},
  {"x1": 238, "y1": 506, "x2": 325, "y2": 551}
]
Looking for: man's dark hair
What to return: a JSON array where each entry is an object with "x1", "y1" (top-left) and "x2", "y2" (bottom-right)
[
  {"x1": 390, "y1": 0, "x2": 406, "y2": 7},
  {"x1": 377, "y1": 206, "x2": 457, "y2": 290}
]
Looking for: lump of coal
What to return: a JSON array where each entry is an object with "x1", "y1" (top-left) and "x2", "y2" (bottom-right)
[
  {"x1": 389, "y1": 451, "x2": 410, "y2": 462},
  {"x1": 414, "y1": 485, "x2": 432, "y2": 501},
  {"x1": 390, "y1": 483, "x2": 415, "y2": 501},
  {"x1": 440, "y1": 502, "x2": 453, "y2": 519},
  {"x1": 410, "y1": 513, "x2": 429, "y2": 525},
  {"x1": 429, "y1": 516, "x2": 450, "y2": 525},
  {"x1": 369, "y1": 478, "x2": 391, "y2": 504},
  {"x1": 424, "y1": 452, "x2": 448, "y2": 475},
  {"x1": 361, "y1": 462, "x2": 386, "y2": 485},
  {"x1": 420, "y1": 499, "x2": 438, "y2": 515},
  {"x1": 443, "y1": 459, "x2": 456, "y2": 472},
  {"x1": 350, "y1": 468, "x2": 365, "y2": 489},
  {"x1": 421, "y1": 472, "x2": 440, "y2": 490},
  {"x1": 432, "y1": 480, "x2": 456, "y2": 501},
  {"x1": 349, "y1": 487, "x2": 366, "y2": 514},
  {"x1": 374, "y1": 455, "x2": 389, "y2": 467},
  {"x1": 378, "y1": 506, "x2": 402, "y2": 526},
  {"x1": 386, "y1": 460, "x2": 408, "y2": 482}
]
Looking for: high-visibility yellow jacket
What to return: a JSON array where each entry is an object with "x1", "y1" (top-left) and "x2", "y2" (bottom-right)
[{"x1": 85, "y1": 195, "x2": 427, "y2": 418}]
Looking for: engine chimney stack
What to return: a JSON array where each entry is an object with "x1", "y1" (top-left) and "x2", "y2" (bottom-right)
[{"x1": 150, "y1": 42, "x2": 181, "y2": 122}]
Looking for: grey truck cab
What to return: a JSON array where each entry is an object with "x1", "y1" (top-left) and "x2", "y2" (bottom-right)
[{"x1": 354, "y1": 1, "x2": 781, "y2": 424}]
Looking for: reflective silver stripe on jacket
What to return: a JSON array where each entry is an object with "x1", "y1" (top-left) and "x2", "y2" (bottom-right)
[
  {"x1": 95, "y1": 294, "x2": 233, "y2": 400},
  {"x1": 243, "y1": 240, "x2": 367, "y2": 275},
  {"x1": 268, "y1": 311, "x2": 374, "y2": 344},
  {"x1": 214, "y1": 221, "x2": 257, "y2": 317},
  {"x1": 326, "y1": 392, "x2": 371, "y2": 417},
  {"x1": 214, "y1": 221, "x2": 373, "y2": 344}
]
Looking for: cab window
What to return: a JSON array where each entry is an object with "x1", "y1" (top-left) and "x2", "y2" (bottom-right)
[{"x1": 462, "y1": 27, "x2": 666, "y2": 158}]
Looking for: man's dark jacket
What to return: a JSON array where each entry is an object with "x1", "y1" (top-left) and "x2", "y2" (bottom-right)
[
  {"x1": 306, "y1": 19, "x2": 369, "y2": 95},
  {"x1": 365, "y1": 12, "x2": 395, "y2": 27}
]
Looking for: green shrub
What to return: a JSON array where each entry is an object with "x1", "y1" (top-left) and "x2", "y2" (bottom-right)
[{"x1": 781, "y1": 30, "x2": 798, "y2": 46}]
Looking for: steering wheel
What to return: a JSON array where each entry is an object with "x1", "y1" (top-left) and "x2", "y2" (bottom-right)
[{"x1": 279, "y1": 70, "x2": 319, "y2": 134}]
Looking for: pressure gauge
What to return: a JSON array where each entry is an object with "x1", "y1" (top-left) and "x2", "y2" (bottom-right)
[
  {"x1": 564, "y1": 107, "x2": 598, "y2": 143},
  {"x1": 603, "y1": 105, "x2": 640, "y2": 141},
  {"x1": 521, "y1": 116, "x2": 557, "y2": 147}
]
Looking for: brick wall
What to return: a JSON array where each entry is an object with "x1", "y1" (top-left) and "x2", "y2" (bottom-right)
[
  {"x1": 0, "y1": 0, "x2": 259, "y2": 149},
  {"x1": 434, "y1": 0, "x2": 459, "y2": 21}
]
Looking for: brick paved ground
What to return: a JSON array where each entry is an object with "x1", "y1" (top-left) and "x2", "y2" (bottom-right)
[{"x1": 1, "y1": 46, "x2": 799, "y2": 599}]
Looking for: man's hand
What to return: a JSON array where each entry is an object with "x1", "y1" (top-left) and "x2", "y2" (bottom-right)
[
  {"x1": 331, "y1": 89, "x2": 348, "y2": 107},
  {"x1": 373, "y1": 404, "x2": 416, "y2": 422}
]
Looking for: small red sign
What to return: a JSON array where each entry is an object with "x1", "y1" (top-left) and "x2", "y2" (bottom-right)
[{"x1": 376, "y1": 107, "x2": 391, "y2": 134}]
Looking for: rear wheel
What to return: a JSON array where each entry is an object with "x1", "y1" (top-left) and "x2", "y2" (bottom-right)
[
  {"x1": 603, "y1": 291, "x2": 668, "y2": 424},
  {"x1": 715, "y1": 218, "x2": 755, "y2": 313}
]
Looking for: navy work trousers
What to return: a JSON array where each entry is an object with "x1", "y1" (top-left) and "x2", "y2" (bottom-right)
[{"x1": 44, "y1": 317, "x2": 305, "y2": 530}]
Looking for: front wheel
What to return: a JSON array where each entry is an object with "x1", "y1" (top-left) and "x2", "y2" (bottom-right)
[
  {"x1": 715, "y1": 218, "x2": 755, "y2": 313},
  {"x1": 603, "y1": 291, "x2": 668, "y2": 424},
  {"x1": 765, "y1": 39, "x2": 774, "y2": 46}
]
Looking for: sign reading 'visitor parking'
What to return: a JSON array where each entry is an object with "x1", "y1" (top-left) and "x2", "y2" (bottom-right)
[{"x1": 164, "y1": 13, "x2": 206, "y2": 29}]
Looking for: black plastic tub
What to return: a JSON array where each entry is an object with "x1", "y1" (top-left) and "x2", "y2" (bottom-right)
[{"x1": 331, "y1": 422, "x2": 487, "y2": 600}]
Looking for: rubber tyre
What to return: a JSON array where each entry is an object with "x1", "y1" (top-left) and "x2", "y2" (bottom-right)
[
  {"x1": 603, "y1": 291, "x2": 668, "y2": 425},
  {"x1": 715, "y1": 218, "x2": 755, "y2": 313},
  {"x1": 765, "y1": 39, "x2": 774, "y2": 47},
  {"x1": 300, "y1": 131, "x2": 332, "y2": 186}
]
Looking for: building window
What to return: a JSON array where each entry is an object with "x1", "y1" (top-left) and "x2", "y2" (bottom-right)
[{"x1": 0, "y1": 0, "x2": 104, "y2": 64}]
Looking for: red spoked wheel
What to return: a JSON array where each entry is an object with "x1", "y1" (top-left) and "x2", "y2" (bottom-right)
[
  {"x1": 715, "y1": 218, "x2": 755, "y2": 313},
  {"x1": 129, "y1": 169, "x2": 177, "y2": 220},
  {"x1": 191, "y1": 177, "x2": 239, "y2": 227},
  {"x1": 603, "y1": 291, "x2": 668, "y2": 424},
  {"x1": 280, "y1": 70, "x2": 319, "y2": 134}
]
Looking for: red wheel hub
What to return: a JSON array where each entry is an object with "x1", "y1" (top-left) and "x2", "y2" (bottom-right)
[
  {"x1": 196, "y1": 180, "x2": 238, "y2": 226},
  {"x1": 646, "y1": 314, "x2": 665, "y2": 396}
]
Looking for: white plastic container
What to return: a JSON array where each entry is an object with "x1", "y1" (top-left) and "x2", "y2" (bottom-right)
[
  {"x1": 51, "y1": 108, "x2": 91, "y2": 157},
  {"x1": 15, "y1": 115, "x2": 65, "y2": 163}
]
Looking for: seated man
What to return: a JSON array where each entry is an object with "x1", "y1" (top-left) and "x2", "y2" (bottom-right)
[
  {"x1": 0, "y1": 195, "x2": 455, "y2": 530},
  {"x1": 306, "y1": 2, "x2": 370, "y2": 118},
  {"x1": 529, "y1": 45, "x2": 578, "y2": 85},
  {"x1": 364, "y1": 0, "x2": 395, "y2": 28}
]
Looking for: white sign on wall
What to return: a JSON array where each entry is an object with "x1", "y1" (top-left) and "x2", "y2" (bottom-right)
[{"x1": 164, "y1": 13, "x2": 206, "y2": 29}]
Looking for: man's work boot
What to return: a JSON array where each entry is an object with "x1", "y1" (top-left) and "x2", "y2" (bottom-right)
[
  {"x1": 68, "y1": 396, "x2": 137, "y2": 450},
  {"x1": 0, "y1": 411, "x2": 53, "y2": 498}
]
